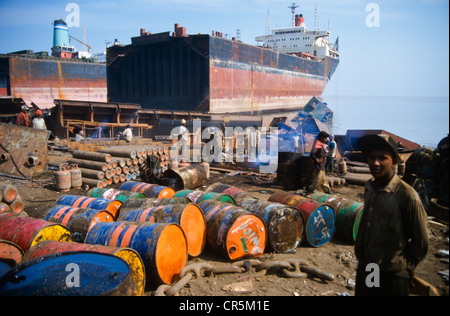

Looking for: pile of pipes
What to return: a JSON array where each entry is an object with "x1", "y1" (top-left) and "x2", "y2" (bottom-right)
[
  {"x1": 0, "y1": 183, "x2": 24, "y2": 215},
  {"x1": 64, "y1": 145, "x2": 170, "y2": 189}
]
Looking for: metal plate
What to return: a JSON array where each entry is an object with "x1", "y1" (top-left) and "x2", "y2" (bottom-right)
[{"x1": 0, "y1": 123, "x2": 50, "y2": 179}]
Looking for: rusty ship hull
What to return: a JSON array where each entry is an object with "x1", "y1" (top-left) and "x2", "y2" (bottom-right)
[
  {"x1": 0, "y1": 55, "x2": 107, "y2": 109},
  {"x1": 107, "y1": 31, "x2": 339, "y2": 115}
]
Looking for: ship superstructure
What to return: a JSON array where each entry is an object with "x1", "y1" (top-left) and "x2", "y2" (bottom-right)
[{"x1": 256, "y1": 4, "x2": 339, "y2": 61}]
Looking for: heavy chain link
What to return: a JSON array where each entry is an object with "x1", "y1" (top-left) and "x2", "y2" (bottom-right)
[{"x1": 154, "y1": 258, "x2": 335, "y2": 296}]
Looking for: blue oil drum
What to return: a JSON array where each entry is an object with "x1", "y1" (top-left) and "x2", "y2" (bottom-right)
[
  {"x1": 85, "y1": 222, "x2": 187, "y2": 285},
  {"x1": 55, "y1": 195, "x2": 122, "y2": 220},
  {"x1": 119, "y1": 182, "x2": 175, "y2": 199},
  {"x1": 44, "y1": 205, "x2": 114, "y2": 242},
  {"x1": 0, "y1": 252, "x2": 132, "y2": 296}
]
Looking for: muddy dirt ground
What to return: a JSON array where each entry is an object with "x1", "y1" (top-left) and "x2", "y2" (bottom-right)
[{"x1": 2, "y1": 150, "x2": 449, "y2": 297}]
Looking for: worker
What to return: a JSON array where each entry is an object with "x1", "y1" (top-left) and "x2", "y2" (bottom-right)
[
  {"x1": 354, "y1": 134, "x2": 429, "y2": 296},
  {"x1": 32, "y1": 109, "x2": 47, "y2": 130},
  {"x1": 178, "y1": 119, "x2": 189, "y2": 155},
  {"x1": 15, "y1": 105, "x2": 31, "y2": 127},
  {"x1": 118, "y1": 124, "x2": 133, "y2": 142},
  {"x1": 305, "y1": 131, "x2": 332, "y2": 195},
  {"x1": 326, "y1": 135, "x2": 337, "y2": 172},
  {"x1": 75, "y1": 130, "x2": 84, "y2": 142}
]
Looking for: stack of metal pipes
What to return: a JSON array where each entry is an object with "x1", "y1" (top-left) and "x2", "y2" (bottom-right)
[{"x1": 68, "y1": 145, "x2": 170, "y2": 189}]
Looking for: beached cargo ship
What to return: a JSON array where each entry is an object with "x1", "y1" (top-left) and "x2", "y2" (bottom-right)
[
  {"x1": 0, "y1": 19, "x2": 107, "y2": 110},
  {"x1": 107, "y1": 7, "x2": 339, "y2": 115}
]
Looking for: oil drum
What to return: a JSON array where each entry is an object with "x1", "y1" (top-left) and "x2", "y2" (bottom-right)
[
  {"x1": 0, "y1": 238, "x2": 24, "y2": 266},
  {"x1": 85, "y1": 221, "x2": 187, "y2": 285},
  {"x1": 117, "y1": 203, "x2": 206, "y2": 258},
  {"x1": 268, "y1": 191, "x2": 335, "y2": 247},
  {"x1": 119, "y1": 182, "x2": 175, "y2": 199},
  {"x1": 87, "y1": 188, "x2": 146, "y2": 203},
  {"x1": 44, "y1": 205, "x2": 114, "y2": 242},
  {"x1": 175, "y1": 189, "x2": 236, "y2": 205},
  {"x1": 120, "y1": 197, "x2": 190, "y2": 210},
  {"x1": 308, "y1": 192, "x2": 364, "y2": 243},
  {"x1": 204, "y1": 183, "x2": 254, "y2": 205},
  {"x1": 0, "y1": 214, "x2": 73, "y2": 252},
  {"x1": 238, "y1": 199, "x2": 304, "y2": 253},
  {"x1": 197, "y1": 200, "x2": 266, "y2": 260},
  {"x1": 162, "y1": 164, "x2": 208, "y2": 191},
  {"x1": 23, "y1": 240, "x2": 145, "y2": 296},
  {"x1": 56, "y1": 195, "x2": 123, "y2": 220}
]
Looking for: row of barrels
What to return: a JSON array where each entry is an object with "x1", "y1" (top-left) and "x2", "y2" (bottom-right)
[
  {"x1": 203, "y1": 183, "x2": 364, "y2": 246},
  {"x1": 0, "y1": 180, "x2": 364, "y2": 295},
  {"x1": 1, "y1": 181, "x2": 264, "y2": 295}
]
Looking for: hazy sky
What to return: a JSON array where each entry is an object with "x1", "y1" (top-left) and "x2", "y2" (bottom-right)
[{"x1": 1, "y1": 0, "x2": 449, "y2": 98}]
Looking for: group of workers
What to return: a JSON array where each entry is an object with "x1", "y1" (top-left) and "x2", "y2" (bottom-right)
[{"x1": 15, "y1": 105, "x2": 46, "y2": 130}]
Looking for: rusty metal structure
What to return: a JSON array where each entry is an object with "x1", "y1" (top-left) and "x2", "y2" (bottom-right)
[
  {"x1": 0, "y1": 123, "x2": 50, "y2": 179},
  {"x1": 0, "y1": 53, "x2": 107, "y2": 110},
  {"x1": 50, "y1": 99, "x2": 262, "y2": 139},
  {"x1": 106, "y1": 24, "x2": 339, "y2": 115}
]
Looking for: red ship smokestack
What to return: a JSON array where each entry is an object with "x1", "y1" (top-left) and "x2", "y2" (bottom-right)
[{"x1": 295, "y1": 14, "x2": 305, "y2": 27}]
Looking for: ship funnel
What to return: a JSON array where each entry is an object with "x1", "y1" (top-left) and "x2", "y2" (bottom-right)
[
  {"x1": 295, "y1": 14, "x2": 305, "y2": 27},
  {"x1": 53, "y1": 19, "x2": 70, "y2": 48}
]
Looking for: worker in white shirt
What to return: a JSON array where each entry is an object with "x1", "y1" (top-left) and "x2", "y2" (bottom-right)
[
  {"x1": 75, "y1": 130, "x2": 84, "y2": 142},
  {"x1": 174, "y1": 119, "x2": 189, "y2": 157},
  {"x1": 32, "y1": 110, "x2": 47, "y2": 130},
  {"x1": 119, "y1": 124, "x2": 133, "y2": 142}
]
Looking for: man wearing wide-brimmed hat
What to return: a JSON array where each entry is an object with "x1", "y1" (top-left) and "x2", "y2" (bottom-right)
[{"x1": 354, "y1": 134, "x2": 429, "y2": 296}]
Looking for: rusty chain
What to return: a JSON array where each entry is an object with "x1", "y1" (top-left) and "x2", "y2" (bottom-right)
[{"x1": 154, "y1": 258, "x2": 335, "y2": 296}]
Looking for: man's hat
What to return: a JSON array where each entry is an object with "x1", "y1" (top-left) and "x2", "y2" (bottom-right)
[{"x1": 357, "y1": 134, "x2": 399, "y2": 160}]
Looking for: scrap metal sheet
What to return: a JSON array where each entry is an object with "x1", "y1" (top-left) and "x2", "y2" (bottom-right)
[{"x1": 0, "y1": 123, "x2": 50, "y2": 179}]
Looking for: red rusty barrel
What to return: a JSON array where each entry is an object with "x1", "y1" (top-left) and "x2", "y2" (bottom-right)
[
  {"x1": 197, "y1": 200, "x2": 267, "y2": 260},
  {"x1": 85, "y1": 222, "x2": 187, "y2": 285},
  {"x1": 44, "y1": 205, "x2": 114, "y2": 242},
  {"x1": 268, "y1": 191, "x2": 335, "y2": 248},
  {"x1": 0, "y1": 238, "x2": 24, "y2": 265},
  {"x1": 119, "y1": 182, "x2": 176, "y2": 199},
  {"x1": 0, "y1": 214, "x2": 73, "y2": 252},
  {"x1": 23, "y1": 240, "x2": 145, "y2": 296},
  {"x1": 117, "y1": 203, "x2": 206, "y2": 258}
]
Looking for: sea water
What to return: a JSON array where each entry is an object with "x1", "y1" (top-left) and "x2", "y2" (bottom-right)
[{"x1": 323, "y1": 95, "x2": 449, "y2": 149}]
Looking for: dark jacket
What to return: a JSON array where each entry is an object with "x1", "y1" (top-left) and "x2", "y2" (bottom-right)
[
  {"x1": 310, "y1": 139, "x2": 327, "y2": 171},
  {"x1": 355, "y1": 174, "x2": 429, "y2": 277}
]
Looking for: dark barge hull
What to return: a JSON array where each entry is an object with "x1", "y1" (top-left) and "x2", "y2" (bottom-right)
[{"x1": 107, "y1": 32, "x2": 339, "y2": 115}]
